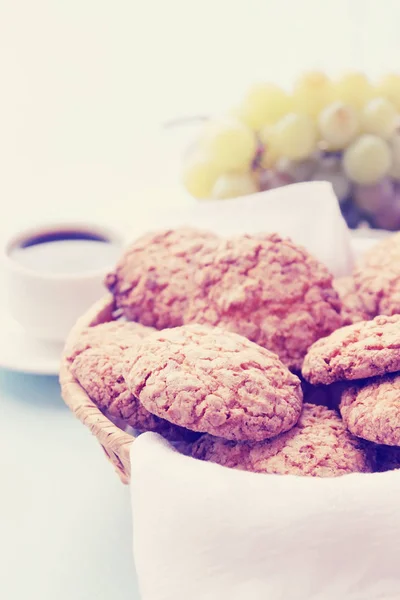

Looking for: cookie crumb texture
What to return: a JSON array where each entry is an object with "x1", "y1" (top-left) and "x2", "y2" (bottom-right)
[
  {"x1": 184, "y1": 234, "x2": 342, "y2": 370},
  {"x1": 302, "y1": 314, "x2": 400, "y2": 385},
  {"x1": 105, "y1": 228, "x2": 219, "y2": 329},
  {"x1": 70, "y1": 341, "x2": 196, "y2": 442},
  {"x1": 192, "y1": 404, "x2": 374, "y2": 477},
  {"x1": 333, "y1": 277, "x2": 370, "y2": 325},
  {"x1": 66, "y1": 320, "x2": 154, "y2": 363},
  {"x1": 125, "y1": 324, "x2": 303, "y2": 441},
  {"x1": 340, "y1": 373, "x2": 400, "y2": 446},
  {"x1": 354, "y1": 232, "x2": 400, "y2": 317}
]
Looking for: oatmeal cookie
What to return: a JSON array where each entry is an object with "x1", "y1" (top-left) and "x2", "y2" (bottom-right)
[
  {"x1": 340, "y1": 373, "x2": 400, "y2": 446},
  {"x1": 124, "y1": 324, "x2": 303, "y2": 442},
  {"x1": 105, "y1": 228, "x2": 219, "y2": 328},
  {"x1": 70, "y1": 346, "x2": 196, "y2": 442},
  {"x1": 302, "y1": 314, "x2": 400, "y2": 385},
  {"x1": 66, "y1": 320, "x2": 154, "y2": 362},
  {"x1": 183, "y1": 234, "x2": 342, "y2": 370},
  {"x1": 354, "y1": 232, "x2": 400, "y2": 317},
  {"x1": 192, "y1": 403, "x2": 374, "y2": 477},
  {"x1": 333, "y1": 276, "x2": 370, "y2": 325}
]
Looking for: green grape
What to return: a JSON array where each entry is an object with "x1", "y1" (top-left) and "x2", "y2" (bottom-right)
[
  {"x1": 201, "y1": 118, "x2": 257, "y2": 171},
  {"x1": 376, "y1": 74, "x2": 400, "y2": 111},
  {"x1": 272, "y1": 113, "x2": 317, "y2": 160},
  {"x1": 318, "y1": 101, "x2": 359, "y2": 149},
  {"x1": 389, "y1": 133, "x2": 400, "y2": 180},
  {"x1": 259, "y1": 169, "x2": 293, "y2": 191},
  {"x1": 361, "y1": 97, "x2": 398, "y2": 139},
  {"x1": 343, "y1": 134, "x2": 392, "y2": 184},
  {"x1": 276, "y1": 156, "x2": 317, "y2": 182},
  {"x1": 374, "y1": 190, "x2": 400, "y2": 230},
  {"x1": 292, "y1": 71, "x2": 334, "y2": 118},
  {"x1": 335, "y1": 72, "x2": 373, "y2": 110},
  {"x1": 211, "y1": 172, "x2": 258, "y2": 200},
  {"x1": 182, "y1": 154, "x2": 220, "y2": 199},
  {"x1": 353, "y1": 179, "x2": 394, "y2": 215},
  {"x1": 259, "y1": 125, "x2": 280, "y2": 167},
  {"x1": 260, "y1": 147, "x2": 280, "y2": 169},
  {"x1": 312, "y1": 158, "x2": 351, "y2": 202},
  {"x1": 238, "y1": 83, "x2": 291, "y2": 131}
]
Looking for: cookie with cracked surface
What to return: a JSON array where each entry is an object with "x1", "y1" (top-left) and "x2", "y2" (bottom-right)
[
  {"x1": 70, "y1": 345, "x2": 197, "y2": 442},
  {"x1": 105, "y1": 228, "x2": 219, "y2": 329},
  {"x1": 375, "y1": 444, "x2": 400, "y2": 472},
  {"x1": 183, "y1": 234, "x2": 342, "y2": 370},
  {"x1": 354, "y1": 232, "x2": 400, "y2": 317},
  {"x1": 333, "y1": 276, "x2": 370, "y2": 325},
  {"x1": 302, "y1": 314, "x2": 400, "y2": 385},
  {"x1": 66, "y1": 320, "x2": 154, "y2": 363},
  {"x1": 340, "y1": 373, "x2": 400, "y2": 446},
  {"x1": 124, "y1": 324, "x2": 303, "y2": 442},
  {"x1": 192, "y1": 403, "x2": 374, "y2": 477}
]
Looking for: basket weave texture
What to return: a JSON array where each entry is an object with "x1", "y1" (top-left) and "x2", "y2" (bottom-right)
[{"x1": 59, "y1": 295, "x2": 134, "y2": 484}]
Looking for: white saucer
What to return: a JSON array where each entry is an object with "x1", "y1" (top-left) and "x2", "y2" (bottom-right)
[{"x1": 0, "y1": 310, "x2": 63, "y2": 376}]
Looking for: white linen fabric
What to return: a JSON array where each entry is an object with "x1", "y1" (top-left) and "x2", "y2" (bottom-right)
[
  {"x1": 129, "y1": 181, "x2": 354, "y2": 278},
  {"x1": 131, "y1": 434, "x2": 400, "y2": 600},
  {"x1": 128, "y1": 182, "x2": 398, "y2": 599}
]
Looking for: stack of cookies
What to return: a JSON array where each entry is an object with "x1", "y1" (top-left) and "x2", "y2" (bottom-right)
[{"x1": 66, "y1": 228, "x2": 400, "y2": 478}]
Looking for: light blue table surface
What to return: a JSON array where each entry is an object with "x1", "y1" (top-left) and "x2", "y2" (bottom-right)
[{"x1": 1, "y1": 369, "x2": 140, "y2": 600}]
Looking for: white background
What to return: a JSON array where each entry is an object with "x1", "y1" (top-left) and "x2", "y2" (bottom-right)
[
  {"x1": 1, "y1": 0, "x2": 400, "y2": 227},
  {"x1": 1, "y1": 2, "x2": 400, "y2": 599}
]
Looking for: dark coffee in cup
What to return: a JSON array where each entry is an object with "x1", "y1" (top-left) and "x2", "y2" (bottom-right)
[
  {"x1": 8, "y1": 225, "x2": 121, "y2": 275},
  {"x1": 3, "y1": 222, "x2": 124, "y2": 341}
]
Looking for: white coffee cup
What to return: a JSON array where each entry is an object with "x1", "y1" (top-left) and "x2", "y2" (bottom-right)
[{"x1": 2, "y1": 222, "x2": 123, "y2": 342}]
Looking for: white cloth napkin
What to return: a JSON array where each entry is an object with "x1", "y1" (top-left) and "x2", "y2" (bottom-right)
[
  {"x1": 128, "y1": 182, "x2": 396, "y2": 599},
  {"x1": 130, "y1": 434, "x2": 400, "y2": 600},
  {"x1": 130, "y1": 181, "x2": 353, "y2": 278}
]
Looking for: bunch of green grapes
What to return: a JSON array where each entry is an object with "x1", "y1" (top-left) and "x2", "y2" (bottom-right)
[{"x1": 181, "y1": 72, "x2": 400, "y2": 229}]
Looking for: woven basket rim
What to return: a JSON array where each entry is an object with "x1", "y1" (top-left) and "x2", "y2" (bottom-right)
[{"x1": 59, "y1": 294, "x2": 134, "y2": 483}]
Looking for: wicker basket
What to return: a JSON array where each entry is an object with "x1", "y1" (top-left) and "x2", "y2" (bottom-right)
[{"x1": 59, "y1": 294, "x2": 134, "y2": 484}]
